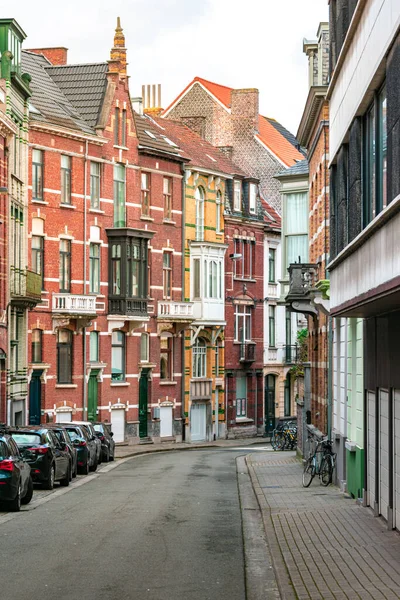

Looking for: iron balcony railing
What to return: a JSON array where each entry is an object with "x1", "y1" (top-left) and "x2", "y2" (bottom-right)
[
  {"x1": 283, "y1": 344, "x2": 299, "y2": 364},
  {"x1": 239, "y1": 343, "x2": 255, "y2": 363},
  {"x1": 10, "y1": 268, "x2": 41, "y2": 306}
]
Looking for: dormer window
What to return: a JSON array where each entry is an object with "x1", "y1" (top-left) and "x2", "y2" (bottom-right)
[
  {"x1": 234, "y1": 180, "x2": 241, "y2": 211},
  {"x1": 249, "y1": 183, "x2": 257, "y2": 214}
]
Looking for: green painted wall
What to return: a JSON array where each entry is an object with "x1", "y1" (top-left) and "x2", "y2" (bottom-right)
[{"x1": 346, "y1": 447, "x2": 364, "y2": 500}]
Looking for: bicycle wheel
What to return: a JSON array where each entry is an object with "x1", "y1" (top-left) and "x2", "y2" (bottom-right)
[
  {"x1": 320, "y1": 455, "x2": 333, "y2": 486},
  {"x1": 302, "y1": 457, "x2": 315, "y2": 487},
  {"x1": 271, "y1": 431, "x2": 278, "y2": 450},
  {"x1": 275, "y1": 432, "x2": 285, "y2": 451}
]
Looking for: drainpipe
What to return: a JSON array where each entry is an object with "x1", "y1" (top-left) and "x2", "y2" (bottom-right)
[
  {"x1": 180, "y1": 163, "x2": 186, "y2": 441},
  {"x1": 82, "y1": 140, "x2": 88, "y2": 419},
  {"x1": 255, "y1": 372, "x2": 258, "y2": 437},
  {"x1": 327, "y1": 316, "x2": 333, "y2": 439}
]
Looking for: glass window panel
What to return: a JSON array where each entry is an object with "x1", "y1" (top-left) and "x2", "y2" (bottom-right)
[
  {"x1": 89, "y1": 331, "x2": 99, "y2": 362},
  {"x1": 286, "y1": 235, "x2": 308, "y2": 268},
  {"x1": 285, "y1": 193, "x2": 308, "y2": 234}
]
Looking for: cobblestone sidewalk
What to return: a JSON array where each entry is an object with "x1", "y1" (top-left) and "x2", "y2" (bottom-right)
[{"x1": 247, "y1": 451, "x2": 400, "y2": 600}]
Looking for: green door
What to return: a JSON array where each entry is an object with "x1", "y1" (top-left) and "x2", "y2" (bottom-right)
[
  {"x1": 265, "y1": 374, "x2": 276, "y2": 435},
  {"x1": 88, "y1": 370, "x2": 99, "y2": 422},
  {"x1": 29, "y1": 370, "x2": 42, "y2": 425},
  {"x1": 139, "y1": 368, "x2": 149, "y2": 438}
]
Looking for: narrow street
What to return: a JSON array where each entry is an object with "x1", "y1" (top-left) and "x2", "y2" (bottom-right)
[{"x1": 0, "y1": 451, "x2": 246, "y2": 600}]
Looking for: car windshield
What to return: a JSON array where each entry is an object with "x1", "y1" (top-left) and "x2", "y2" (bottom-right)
[
  {"x1": 12, "y1": 433, "x2": 42, "y2": 445},
  {"x1": 93, "y1": 424, "x2": 102, "y2": 432},
  {"x1": 65, "y1": 429, "x2": 80, "y2": 441}
]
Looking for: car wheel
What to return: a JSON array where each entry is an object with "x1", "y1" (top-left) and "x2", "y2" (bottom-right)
[
  {"x1": 98, "y1": 451, "x2": 102, "y2": 465},
  {"x1": 103, "y1": 449, "x2": 110, "y2": 463},
  {"x1": 9, "y1": 482, "x2": 22, "y2": 512},
  {"x1": 69, "y1": 460, "x2": 73, "y2": 482},
  {"x1": 72, "y1": 462, "x2": 77, "y2": 478},
  {"x1": 44, "y1": 465, "x2": 55, "y2": 490},
  {"x1": 60, "y1": 464, "x2": 70, "y2": 487},
  {"x1": 89, "y1": 454, "x2": 98, "y2": 472},
  {"x1": 21, "y1": 477, "x2": 33, "y2": 505}
]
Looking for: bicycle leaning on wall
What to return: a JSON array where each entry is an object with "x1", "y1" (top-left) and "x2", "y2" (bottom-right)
[{"x1": 302, "y1": 436, "x2": 336, "y2": 487}]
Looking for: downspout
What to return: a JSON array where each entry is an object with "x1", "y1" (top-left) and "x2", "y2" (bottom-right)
[
  {"x1": 324, "y1": 122, "x2": 332, "y2": 439},
  {"x1": 82, "y1": 140, "x2": 88, "y2": 419},
  {"x1": 180, "y1": 163, "x2": 186, "y2": 441}
]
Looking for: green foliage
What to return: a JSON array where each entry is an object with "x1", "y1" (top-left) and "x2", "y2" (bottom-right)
[{"x1": 290, "y1": 329, "x2": 308, "y2": 379}]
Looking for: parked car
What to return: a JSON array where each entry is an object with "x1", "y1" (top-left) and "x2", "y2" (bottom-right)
[
  {"x1": 59, "y1": 424, "x2": 97, "y2": 474},
  {"x1": 71, "y1": 422, "x2": 102, "y2": 465},
  {"x1": 47, "y1": 424, "x2": 78, "y2": 479},
  {"x1": 93, "y1": 422, "x2": 115, "y2": 462},
  {"x1": 0, "y1": 425, "x2": 33, "y2": 512},
  {"x1": 11, "y1": 427, "x2": 70, "y2": 490}
]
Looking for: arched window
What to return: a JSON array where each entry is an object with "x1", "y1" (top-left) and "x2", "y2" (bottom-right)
[
  {"x1": 193, "y1": 338, "x2": 207, "y2": 378},
  {"x1": 216, "y1": 190, "x2": 222, "y2": 233},
  {"x1": 195, "y1": 186, "x2": 205, "y2": 241}
]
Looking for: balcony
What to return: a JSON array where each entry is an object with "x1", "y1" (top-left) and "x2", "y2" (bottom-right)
[
  {"x1": 239, "y1": 342, "x2": 255, "y2": 364},
  {"x1": 158, "y1": 301, "x2": 194, "y2": 320},
  {"x1": 10, "y1": 268, "x2": 41, "y2": 308},
  {"x1": 190, "y1": 378, "x2": 212, "y2": 401},
  {"x1": 52, "y1": 294, "x2": 97, "y2": 316},
  {"x1": 108, "y1": 297, "x2": 148, "y2": 318},
  {"x1": 283, "y1": 345, "x2": 299, "y2": 364}
]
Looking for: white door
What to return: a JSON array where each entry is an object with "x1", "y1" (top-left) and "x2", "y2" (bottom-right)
[
  {"x1": 191, "y1": 403, "x2": 206, "y2": 442},
  {"x1": 56, "y1": 411, "x2": 72, "y2": 423},
  {"x1": 367, "y1": 390, "x2": 376, "y2": 509},
  {"x1": 394, "y1": 390, "x2": 400, "y2": 531},
  {"x1": 379, "y1": 389, "x2": 389, "y2": 521},
  {"x1": 160, "y1": 406, "x2": 173, "y2": 438},
  {"x1": 111, "y1": 409, "x2": 125, "y2": 443}
]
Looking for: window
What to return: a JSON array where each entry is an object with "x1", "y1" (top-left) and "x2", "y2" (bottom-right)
[
  {"x1": 140, "y1": 333, "x2": 149, "y2": 363},
  {"x1": 111, "y1": 331, "x2": 125, "y2": 381},
  {"x1": 127, "y1": 242, "x2": 141, "y2": 296},
  {"x1": 163, "y1": 252, "x2": 172, "y2": 299},
  {"x1": 363, "y1": 85, "x2": 387, "y2": 226},
  {"x1": 57, "y1": 329, "x2": 72, "y2": 384},
  {"x1": 121, "y1": 109, "x2": 127, "y2": 147},
  {"x1": 284, "y1": 376, "x2": 291, "y2": 417},
  {"x1": 89, "y1": 243, "x2": 100, "y2": 294},
  {"x1": 236, "y1": 376, "x2": 247, "y2": 418},
  {"x1": 114, "y1": 107, "x2": 120, "y2": 145},
  {"x1": 89, "y1": 331, "x2": 99, "y2": 362},
  {"x1": 32, "y1": 149, "x2": 43, "y2": 200},
  {"x1": 195, "y1": 187, "x2": 205, "y2": 241},
  {"x1": 59, "y1": 239, "x2": 71, "y2": 292},
  {"x1": 268, "y1": 248, "x2": 276, "y2": 283},
  {"x1": 163, "y1": 177, "x2": 172, "y2": 220},
  {"x1": 234, "y1": 305, "x2": 252, "y2": 342},
  {"x1": 31, "y1": 329, "x2": 42, "y2": 363},
  {"x1": 234, "y1": 239, "x2": 255, "y2": 279},
  {"x1": 32, "y1": 235, "x2": 44, "y2": 289},
  {"x1": 147, "y1": 248, "x2": 152, "y2": 297},
  {"x1": 111, "y1": 244, "x2": 121, "y2": 295},
  {"x1": 209, "y1": 261, "x2": 218, "y2": 298},
  {"x1": 10, "y1": 310, "x2": 23, "y2": 376},
  {"x1": 193, "y1": 258, "x2": 201, "y2": 299},
  {"x1": 233, "y1": 180, "x2": 241, "y2": 211},
  {"x1": 249, "y1": 183, "x2": 257, "y2": 214},
  {"x1": 90, "y1": 162, "x2": 101, "y2": 209},
  {"x1": 193, "y1": 338, "x2": 207, "y2": 378},
  {"x1": 216, "y1": 190, "x2": 222, "y2": 233},
  {"x1": 285, "y1": 192, "x2": 308, "y2": 268},
  {"x1": 269, "y1": 305, "x2": 276, "y2": 347},
  {"x1": 114, "y1": 165, "x2": 125, "y2": 227},
  {"x1": 141, "y1": 172, "x2": 151, "y2": 216},
  {"x1": 61, "y1": 155, "x2": 71, "y2": 205},
  {"x1": 160, "y1": 336, "x2": 173, "y2": 380}
]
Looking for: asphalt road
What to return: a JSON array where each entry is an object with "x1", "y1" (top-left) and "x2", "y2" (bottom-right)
[{"x1": 0, "y1": 450, "x2": 246, "y2": 600}]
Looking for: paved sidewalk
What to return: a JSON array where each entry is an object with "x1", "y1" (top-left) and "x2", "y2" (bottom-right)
[
  {"x1": 247, "y1": 451, "x2": 400, "y2": 600},
  {"x1": 115, "y1": 436, "x2": 266, "y2": 459}
]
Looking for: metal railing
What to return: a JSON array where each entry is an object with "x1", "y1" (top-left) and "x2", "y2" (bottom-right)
[
  {"x1": 239, "y1": 343, "x2": 255, "y2": 363},
  {"x1": 10, "y1": 268, "x2": 41, "y2": 303},
  {"x1": 283, "y1": 344, "x2": 299, "y2": 364}
]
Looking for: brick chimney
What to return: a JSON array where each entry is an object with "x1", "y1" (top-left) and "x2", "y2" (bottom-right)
[
  {"x1": 231, "y1": 88, "x2": 259, "y2": 139},
  {"x1": 109, "y1": 17, "x2": 127, "y2": 78},
  {"x1": 27, "y1": 47, "x2": 68, "y2": 65}
]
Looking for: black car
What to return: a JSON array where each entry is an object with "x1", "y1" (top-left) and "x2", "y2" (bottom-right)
[
  {"x1": 11, "y1": 427, "x2": 70, "y2": 490},
  {"x1": 71, "y1": 422, "x2": 102, "y2": 465},
  {"x1": 47, "y1": 424, "x2": 78, "y2": 479},
  {"x1": 59, "y1": 424, "x2": 97, "y2": 474},
  {"x1": 0, "y1": 426, "x2": 33, "y2": 512},
  {"x1": 93, "y1": 422, "x2": 115, "y2": 462}
]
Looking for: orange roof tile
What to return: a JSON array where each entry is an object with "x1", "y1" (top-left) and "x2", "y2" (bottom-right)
[
  {"x1": 256, "y1": 116, "x2": 304, "y2": 167},
  {"x1": 163, "y1": 76, "x2": 233, "y2": 115}
]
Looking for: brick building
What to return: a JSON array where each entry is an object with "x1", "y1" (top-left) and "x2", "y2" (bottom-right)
[
  {"x1": 162, "y1": 77, "x2": 305, "y2": 213},
  {"x1": 23, "y1": 20, "x2": 187, "y2": 443}
]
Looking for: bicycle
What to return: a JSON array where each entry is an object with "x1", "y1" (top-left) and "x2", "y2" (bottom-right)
[
  {"x1": 271, "y1": 421, "x2": 297, "y2": 451},
  {"x1": 302, "y1": 437, "x2": 336, "y2": 487}
]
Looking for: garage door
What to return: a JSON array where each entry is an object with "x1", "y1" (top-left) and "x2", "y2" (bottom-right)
[
  {"x1": 160, "y1": 406, "x2": 173, "y2": 438},
  {"x1": 191, "y1": 403, "x2": 206, "y2": 442},
  {"x1": 367, "y1": 390, "x2": 376, "y2": 509},
  {"x1": 111, "y1": 409, "x2": 125, "y2": 443},
  {"x1": 56, "y1": 411, "x2": 72, "y2": 423},
  {"x1": 379, "y1": 389, "x2": 389, "y2": 521},
  {"x1": 394, "y1": 389, "x2": 400, "y2": 531}
]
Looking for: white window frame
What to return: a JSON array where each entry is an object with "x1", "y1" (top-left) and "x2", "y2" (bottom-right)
[
  {"x1": 216, "y1": 190, "x2": 222, "y2": 233},
  {"x1": 249, "y1": 183, "x2": 257, "y2": 214},
  {"x1": 192, "y1": 338, "x2": 207, "y2": 378},
  {"x1": 234, "y1": 305, "x2": 252, "y2": 342},
  {"x1": 195, "y1": 186, "x2": 205, "y2": 241},
  {"x1": 233, "y1": 180, "x2": 241, "y2": 212}
]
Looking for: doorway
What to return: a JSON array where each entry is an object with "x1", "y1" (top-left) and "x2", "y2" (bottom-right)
[
  {"x1": 265, "y1": 374, "x2": 276, "y2": 435},
  {"x1": 88, "y1": 370, "x2": 99, "y2": 422},
  {"x1": 139, "y1": 368, "x2": 150, "y2": 438},
  {"x1": 29, "y1": 370, "x2": 42, "y2": 425}
]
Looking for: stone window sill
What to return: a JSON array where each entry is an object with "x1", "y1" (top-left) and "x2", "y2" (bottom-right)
[
  {"x1": 32, "y1": 199, "x2": 48, "y2": 205},
  {"x1": 159, "y1": 381, "x2": 177, "y2": 386},
  {"x1": 162, "y1": 219, "x2": 176, "y2": 226},
  {"x1": 140, "y1": 215, "x2": 154, "y2": 222},
  {"x1": 60, "y1": 203, "x2": 76, "y2": 210},
  {"x1": 55, "y1": 384, "x2": 78, "y2": 389},
  {"x1": 110, "y1": 382, "x2": 130, "y2": 387},
  {"x1": 89, "y1": 208, "x2": 105, "y2": 214},
  {"x1": 235, "y1": 417, "x2": 253, "y2": 423}
]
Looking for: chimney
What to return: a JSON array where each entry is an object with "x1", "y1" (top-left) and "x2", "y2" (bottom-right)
[
  {"x1": 142, "y1": 84, "x2": 163, "y2": 116},
  {"x1": 109, "y1": 17, "x2": 127, "y2": 78},
  {"x1": 231, "y1": 88, "x2": 259, "y2": 138},
  {"x1": 27, "y1": 47, "x2": 68, "y2": 65}
]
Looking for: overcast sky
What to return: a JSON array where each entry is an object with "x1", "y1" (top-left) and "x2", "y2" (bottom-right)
[{"x1": 11, "y1": 0, "x2": 328, "y2": 135}]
